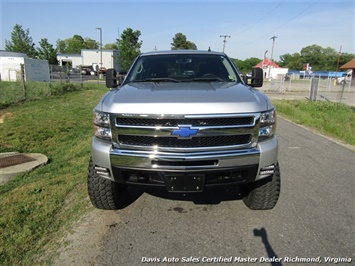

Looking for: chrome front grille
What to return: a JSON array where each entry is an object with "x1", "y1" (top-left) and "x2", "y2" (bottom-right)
[
  {"x1": 118, "y1": 134, "x2": 252, "y2": 148},
  {"x1": 111, "y1": 114, "x2": 260, "y2": 151},
  {"x1": 116, "y1": 117, "x2": 254, "y2": 127}
]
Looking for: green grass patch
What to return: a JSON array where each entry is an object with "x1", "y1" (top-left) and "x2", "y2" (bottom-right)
[
  {"x1": 0, "y1": 85, "x2": 108, "y2": 265},
  {"x1": 273, "y1": 100, "x2": 355, "y2": 146},
  {"x1": 0, "y1": 81, "x2": 100, "y2": 109}
]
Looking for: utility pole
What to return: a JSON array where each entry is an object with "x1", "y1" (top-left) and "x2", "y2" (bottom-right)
[
  {"x1": 96, "y1": 27, "x2": 103, "y2": 79},
  {"x1": 268, "y1": 36, "x2": 277, "y2": 80},
  {"x1": 220, "y1": 35, "x2": 231, "y2": 53},
  {"x1": 336, "y1": 45, "x2": 342, "y2": 72}
]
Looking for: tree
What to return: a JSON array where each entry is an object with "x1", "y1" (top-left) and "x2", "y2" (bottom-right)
[
  {"x1": 278, "y1": 52, "x2": 303, "y2": 70},
  {"x1": 299, "y1": 44, "x2": 335, "y2": 70},
  {"x1": 232, "y1": 57, "x2": 261, "y2": 74},
  {"x1": 171, "y1": 33, "x2": 197, "y2": 50},
  {"x1": 338, "y1": 52, "x2": 354, "y2": 69},
  {"x1": 116, "y1": 28, "x2": 143, "y2": 72},
  {"x1": 278, "y1": 44, "x2": 355, "y2": 71},
  {"x1": 84, "y1": 37, "x2": 98, "y2": 49},
  {"x1": 37, "y1": 38, "x2": 58, "y2": 65},
  {"x1": 5, "y1": 24, "x2": 37, "y2": 58},
  {"x1": 103, "y1": 43, "x2": 119, "y2": 50},
  {"x1": 56, "y1": 35, "x2": 98, "y2": 54}
]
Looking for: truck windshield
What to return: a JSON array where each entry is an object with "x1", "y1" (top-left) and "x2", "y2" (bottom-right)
[{"x1": 125, "y1": 54, "x2": 241, "y2": 83}]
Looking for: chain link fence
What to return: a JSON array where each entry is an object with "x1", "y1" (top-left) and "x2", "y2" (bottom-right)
[
  {"x1": 262, "y1": 75, "x2": 354, "y2": 104},
  {"x1": 0, "y1": 65, "x2": 106, "y2": 109},
  {"x1": 49, "y1": 65, "x2": 103, "y2": 84}
]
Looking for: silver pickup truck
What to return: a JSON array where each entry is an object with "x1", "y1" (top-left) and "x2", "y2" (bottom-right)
[{"x1": 88, "y1": 50, "x2": 280, "y2": 210}]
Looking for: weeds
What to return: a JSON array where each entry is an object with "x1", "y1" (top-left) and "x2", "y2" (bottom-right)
[{"x1": 273, "y1": 100, "x2": 355, "y2": 146}]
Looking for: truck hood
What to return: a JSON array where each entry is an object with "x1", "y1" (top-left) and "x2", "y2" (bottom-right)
[{"x1": 99, "y1": 82, "x2": 271, "y2": 115}]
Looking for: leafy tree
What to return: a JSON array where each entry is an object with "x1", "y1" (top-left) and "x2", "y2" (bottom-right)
[
  {"x1": 103, "y1": 43, "x2": 119, "y2": 50},
  {"x1": 5, "y1": 24, "x2": 37, "y2": 58},
  {"x1": 278, "y1": 45, "x2": 354, "y2": 71},
  {"x1": 116, "y1": 28, "x2": 143, "y2": 72},
  {"x1": 171, "y1": 33, "x2": 197, "y2": 50},
  {"x1": 300, "y1": 44, "x2": 334, "y2": 70},
  {"x1": 37, "y1": 38, "x2": 58, "y2": 65},
  {"x1": 56, "y1": 35, "x2": 98, "y2": 54},
  {"x1": 232, "y1": 57, "x2": 261, "y2": 74},
  {"x1": 338, "y1": 52, "x2": 354, "y2": 69},
  {"x1": 84, "y1": 37, "x2": 98, "y2": 49},
  {"x1": 278, "y1": 53, "x2": 293, "y2": 67},
  {"x1": 278, "y1": 52, "x2": 303, "y2": 70}
]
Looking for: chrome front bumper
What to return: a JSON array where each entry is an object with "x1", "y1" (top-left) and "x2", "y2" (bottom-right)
[{"x1": 91, "y1": 135, "x2": 278, "y2": 188}]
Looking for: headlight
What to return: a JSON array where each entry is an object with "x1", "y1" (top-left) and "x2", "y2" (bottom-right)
[
  {"x1": 93, "y1": 110, "x2": 112, "y2": 140},
  {"x1": 259, "y1": 109, "x2": 276, "y2": 140}
]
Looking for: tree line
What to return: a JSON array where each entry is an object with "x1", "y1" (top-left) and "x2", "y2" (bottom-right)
[
  {"x1": 4, "y1": 24, "x2": 354, "y2": 73},
  {"x1": 233, "y1": 45, "x2": 353, "y2": 74}
]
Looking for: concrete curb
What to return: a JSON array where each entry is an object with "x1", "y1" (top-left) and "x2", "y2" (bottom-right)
[{"x1": 0, "y1": 152, "x2": 48, "y2": 185}]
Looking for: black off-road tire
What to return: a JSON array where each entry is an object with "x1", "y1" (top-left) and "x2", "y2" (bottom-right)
[
  {"x1": 87, "y1": 158, "x2": 128, "y2": 210},
  {"x1": 242, "y1": 163, "x2": 281, "y2": 210}
]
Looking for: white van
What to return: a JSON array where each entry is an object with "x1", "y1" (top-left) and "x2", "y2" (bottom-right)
[{"x1": 337, "y1": 70, "x2": 352, "y2": 84}]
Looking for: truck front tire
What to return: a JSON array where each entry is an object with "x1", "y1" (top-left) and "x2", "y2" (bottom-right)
[
  {"x1": 87, "y1": 158, "x2": 128, "y2": 210},
  {"x1": 242, "y1": 163, "x2": 281, "y2": 210}
]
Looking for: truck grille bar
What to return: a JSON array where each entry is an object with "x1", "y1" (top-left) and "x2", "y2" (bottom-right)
[
  {"x1": 116, "y1": 117, "x2": 254, "y2": 127},
  {"x1": 118, "y1": 134, "x2": 252, "y2": 148}
]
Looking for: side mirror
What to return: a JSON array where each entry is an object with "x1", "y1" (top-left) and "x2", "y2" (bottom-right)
[
  {"x1": 105, "y1": 68, "x2": 119, "y2": 88},
  {"x1": 246, "y1": 67, "x2": 263, "y2": 88}
]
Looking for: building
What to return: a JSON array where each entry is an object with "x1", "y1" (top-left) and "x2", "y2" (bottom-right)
[
  {"x1": 255, "y1": 58, "x2": 288, "y2": 79},
  {"x1": 0, "y1": 51, "x2": 50, "y2": 82},
  {"x1": 57, "y1": 49, "x2": 120, "y2": 72}
]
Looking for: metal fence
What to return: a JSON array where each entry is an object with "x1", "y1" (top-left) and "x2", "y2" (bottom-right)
[
  {"x1": 263, "y1": 75, "x2": 353, "y2": 104},
  {"x1": 0, "y1": 65, "x2": 106, "y2": 108},
  {"x1": 49, "y1": 65, "x2": 103, "y2": 84}
]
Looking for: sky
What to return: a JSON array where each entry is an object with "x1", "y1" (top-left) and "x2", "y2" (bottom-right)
[{"x1": 0, "y1": 0, "x2": 354, "y2": 60}]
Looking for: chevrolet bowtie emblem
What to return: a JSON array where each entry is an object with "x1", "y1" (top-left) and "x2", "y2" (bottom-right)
[{"x1": 171, "y1": 125, "x2": 198, "y2": 138}]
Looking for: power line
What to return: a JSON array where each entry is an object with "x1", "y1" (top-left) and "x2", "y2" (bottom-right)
[
  {"x1": 239, "y1": 0, "x2": 286, "y2": 34},
  {"x1": 247, "y1": 0, "x2": 321, "y2": 45}
]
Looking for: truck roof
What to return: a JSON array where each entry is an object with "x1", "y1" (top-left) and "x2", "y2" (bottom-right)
[{"x1": 140, "y1": 50, "x2": 226, "y2": 56}]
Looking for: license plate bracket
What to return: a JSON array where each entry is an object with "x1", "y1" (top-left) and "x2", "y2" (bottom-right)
[{"x1": 165, "y1": 174, "x2": 205, "y2": 192}]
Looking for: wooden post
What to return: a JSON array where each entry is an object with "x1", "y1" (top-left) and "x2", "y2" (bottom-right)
[{"x1": 20, "y1": 64, "x2": 27, "y2": 99}]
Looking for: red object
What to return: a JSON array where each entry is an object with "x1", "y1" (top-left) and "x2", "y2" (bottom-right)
[{"x1": 255, "y1": 58, "x2": 281, "y2": 68}]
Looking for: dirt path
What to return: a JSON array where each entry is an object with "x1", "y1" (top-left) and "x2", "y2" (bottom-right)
[{"x1": 51, "y1": 208, "x2": 120, "y2": 265}]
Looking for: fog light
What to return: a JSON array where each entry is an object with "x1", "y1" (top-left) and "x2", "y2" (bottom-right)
[
  {"x1": 94, "y1": 166, "x2": 111, "y2": 178},
  {"x1": 259, "y1": 165, "x2": 275, "y2": 177}
]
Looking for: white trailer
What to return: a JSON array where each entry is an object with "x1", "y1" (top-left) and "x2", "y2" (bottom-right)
[
  {"x1": 57, "y1": 54, "x2": 82, "y2": 68},
  {"x1": 81, "y1": 49, "x2": 120, "y2": 71},
  {"x1": 56, "y1": 49, "x2": 120, "y2": 72}
]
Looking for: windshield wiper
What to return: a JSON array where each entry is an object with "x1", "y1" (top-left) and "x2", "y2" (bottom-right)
[
  {"x1": 192, "y1": 77, "x2": 226, "y2": 82},
  {"x1": 132, "y1": 78, "x2": 180, "y2": 83}
]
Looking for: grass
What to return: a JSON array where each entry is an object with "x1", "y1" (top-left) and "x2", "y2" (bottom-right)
[
  {"x1": 0, "y1": 81, "x2": 91, "y2": 109},
  {"x1": 272, "y1": 100, "x2": 355, "y2": 146},
  {"x1": 0, "y1": 84, "x2": 107, "y2": 265},
  {"x1": 0, "y1": 84, "x2": 354, "y2": 265}
]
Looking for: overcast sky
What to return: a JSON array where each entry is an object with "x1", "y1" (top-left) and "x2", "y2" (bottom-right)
[{"x1": 1, "y1": 0, "x2": 353, "y2": 60}]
